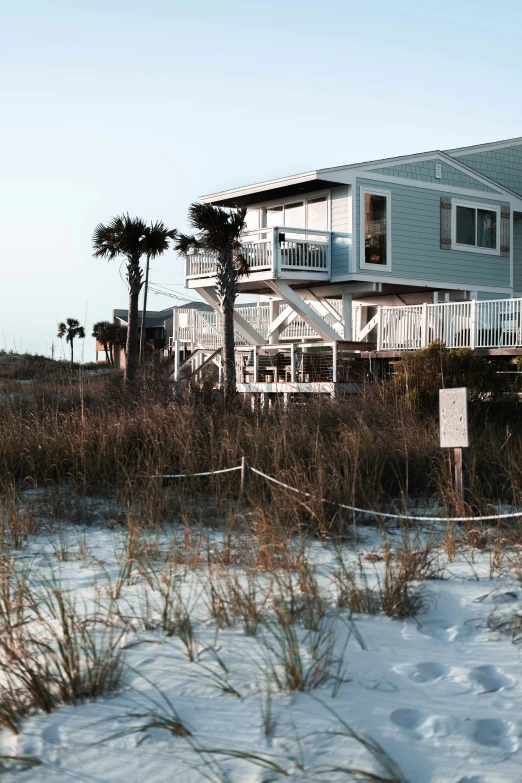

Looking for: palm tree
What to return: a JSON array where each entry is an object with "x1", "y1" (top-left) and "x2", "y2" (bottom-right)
[
  {"x1": 92, "y1": 321, "x2": 112, "y2": 364},
  {"x1": 57, "y1": 318, "x2": 85, "y2": 366},
  {"x1": 107, "y1": 323, "x2": 127, "y2": 367},
  {"x1": 92, "y1": 215, "x2": 148, "y2": 383},
  {"x1": 140, "y1": 222, "x2": 176, "y2": 363},
  {"x1": 174, "y1": 203, "x2": 248, "y2": 402}
]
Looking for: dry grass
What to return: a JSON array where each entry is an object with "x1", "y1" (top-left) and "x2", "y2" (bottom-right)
[{"x1": 1, "y1": 363, "x2": 522, "y2": 539}]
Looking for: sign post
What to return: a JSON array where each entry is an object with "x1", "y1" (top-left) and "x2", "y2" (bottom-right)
[{"x1": 439, "y1": 388, "x2": 470, "y2": 503}]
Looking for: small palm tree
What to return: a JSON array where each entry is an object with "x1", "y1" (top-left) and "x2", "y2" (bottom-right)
[
  {"x1": 140, "y1": 222, "x2": 176, "y2": 363},
  {"x1": 57, "y1": 318, "x2": 85, "y2": 365},
  {"x1": 92, "y1": 321, "x2": 112, "y2": 364},
  {"x1": 92, "y1": 215, "x2": 148, "y2": 383},
  {"x1": 107, "y1": 323, "x2": 127, "y2": 366},
  {"x1": 174, "y1": 203, "x2": 248, "y2": 401}
]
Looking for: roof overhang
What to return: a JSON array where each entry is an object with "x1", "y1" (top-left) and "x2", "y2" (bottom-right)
[{"x1": 200, "y1": 172, "x2": 346, "y2": 208}]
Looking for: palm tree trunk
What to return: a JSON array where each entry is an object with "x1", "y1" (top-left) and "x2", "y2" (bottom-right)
[
  {"x1": 217, "y1": 250, "x2": 237, "y2": 403},
  {"x1": 222, "y1": 298, "x2": 236, "y2": 402},
  {"x1": 139, "y1": 253, "x2": 150, "y2": 364},
  {"x1": 70, "y1": 338, "x2": 74, "y2": 367},
  {"x1": 126, "y1": 258, "x2": 142, "y2": 383},
  {"x1": 104, "y1": 341, "x2": 110, "y2": 364}
]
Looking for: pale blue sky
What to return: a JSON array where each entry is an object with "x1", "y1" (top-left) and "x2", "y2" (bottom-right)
[{"x1": 1, "y1": 0, "x2": 521, "y2": 361}]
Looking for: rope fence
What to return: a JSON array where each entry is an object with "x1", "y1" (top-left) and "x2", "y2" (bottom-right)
[{"x1": 155, "y1": 460, "x2": 522, "y2": 524}]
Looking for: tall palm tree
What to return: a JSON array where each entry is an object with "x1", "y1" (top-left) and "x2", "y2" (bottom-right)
[
  {"x1": 174, "y1": 203, "x2": 248, "y2": 401},
  {"x1": 140, "y1": 222, "x2": 177, "y2": 363},
  {"x1": 92, "y1": 215, "x2": 148, "y2": 383},
  {"x1": 57, "y1": 318, "x2": 85, "y2": 366}
]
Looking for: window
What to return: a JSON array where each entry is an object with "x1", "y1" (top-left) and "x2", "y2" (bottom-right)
[
  {"x1": 452, "y1": 201, "x2": 500, "y2": 255},
  {"x1": 244, "y1": 208, "x2": 260, "y2": 232},
  {"x1": 283, "y1": 201, "x2": 305, "y2": 229},
  {"x1": 265, "y1": 206, "x2": 283, "y2": 228},
  {"x1": 360, "y1": 188, "x2": 391, "y2": 269},
  {"x1": 307, "y1": 197, "x2": 328, "y2": 231},
  {"x1": 261, "y1": 195, "x2": 329, "y2": 232}
]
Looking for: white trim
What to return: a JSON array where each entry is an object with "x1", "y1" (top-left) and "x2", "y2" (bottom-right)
[
  {"x1": 359, "y1": 187, "x2": 392, "y2": 272},
  {"x1": 200, "y1": 171, "x2": 318, "y2": 204},
  {"x1": 450, "y1": 199, "x2": 501, "y2": 256},
  {"x1": 510, "y1": 209, "x2": 514, "y2": 289},
  {"x1": 446, "y1": 137, "x2": 522, "y2": 156},
  {"x1": 354, "y1": 171, "x2": 508, "y2": 200},
  {"x1": 329, "y1": 271, "x2": 512, "y2": 295}
]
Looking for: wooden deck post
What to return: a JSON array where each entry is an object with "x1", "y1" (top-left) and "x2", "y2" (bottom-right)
[
  {"x1": 342, "y1": 293, "x2": 353, "y2": 341},
  {"x1": 253, "y1": 346, "x2": 259, "y2": 383},
  {"x1": 332, "y1": 342, "x2": 338, "y2": 383},
  {"x1": 290, "y1": 344, "x2": 296, "y2": 382},
  {"x1": 470, "y1": 298, "x2": 477, "y2": 350},
  {"x1": 421, "y1": 302, "x2": 428, "y2": 347},
  {"x1": 240, "y1": 456, "x2": 250, "y2": 498},
  {"x1": 173, "y1": 339, "x2": 181, "y2": 382}
]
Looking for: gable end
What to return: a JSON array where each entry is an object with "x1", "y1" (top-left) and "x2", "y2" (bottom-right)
[{"x1": 366, "y1": 158, "x2": 499, "y2": 193}]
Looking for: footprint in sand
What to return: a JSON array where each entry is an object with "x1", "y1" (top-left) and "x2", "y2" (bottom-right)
[
  {"x1": 390, "y1": 708, "x2": 458, "y2": 739},
  {"x1": 417, "y1": 618, "x2": 477, "y2": 643},
  {"x1": 472, "y1": 718, "x2": 519, "y2": 752},
  {"x1": 468, "y1": 665, "x2": 515, "y2": 694},
  {"x1": 393, "y1": 661, "x2": 449, "y2": 684}
]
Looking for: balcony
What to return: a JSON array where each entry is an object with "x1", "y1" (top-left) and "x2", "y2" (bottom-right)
[{"x1": 185, "y1": 227, "x2": 331, "y2": 284}]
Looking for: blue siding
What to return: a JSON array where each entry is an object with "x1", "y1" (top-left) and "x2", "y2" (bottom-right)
[
  {"x1": 514, "y1": 215, "x2": 522, "y2": 294},
  {"x1": 331, "y1": 186, "x2": 350, "y2": 275},
  {"x1": 449, "y1": 143, "x2": 522, "y2": 196},
  {"x1": 368, "y1": 158, "x2": 499, "y2": 193},
  {"x1": 355, "y1": 178, "x2": 511, "y2": 289},
  {"x1": 476, "y1": 291, "x2": 510, "y2": 300}
]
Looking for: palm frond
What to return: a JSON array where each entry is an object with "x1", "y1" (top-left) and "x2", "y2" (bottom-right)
[
  {"x1": 174, "y1": 233, "x2": 202, "y2": 256},
  {"x1": 143, "y1": 222, "x2": 177, "y2": 258},
  {"x1": 92, "y1": 214, "x2": 148, "y2": 261}
]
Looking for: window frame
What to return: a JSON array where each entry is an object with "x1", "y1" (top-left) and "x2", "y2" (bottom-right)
[
  {"x1": 451, "y1": 199, "x2": 501, "y2": 256},
  {"x1": 359, "y1": 187, "x2": 392, "y2": 271},
  {"x1": 250, "y1": 190, "x2": 331, "y2": 232}
]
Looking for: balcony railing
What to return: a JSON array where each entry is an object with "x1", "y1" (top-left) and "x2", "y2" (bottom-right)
[
  {"x1": 171, "y1": 299, "x2": 356, "y2": 350},
  {"x1": 169, "y1": 297, "x2": 522, "y2": 354},
  {"x1": 379, "y1": 298, "x2": 522, "y2": 351},
  {"x1": 185, "y1": 226, "x2": 331, "y2": 280}
]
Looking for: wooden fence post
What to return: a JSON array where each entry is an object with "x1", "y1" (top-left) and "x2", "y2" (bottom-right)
[
  {"x1": 439, "y1": 387, "x2": 471, "y2": 504},
  {"x1": 454, "y1": 446, "x2": 471, "y2": 503}
]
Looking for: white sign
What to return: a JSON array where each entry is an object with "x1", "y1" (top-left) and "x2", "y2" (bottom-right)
[{"x1": 439, "y1": 388, "x2": 470, "y2": 448}]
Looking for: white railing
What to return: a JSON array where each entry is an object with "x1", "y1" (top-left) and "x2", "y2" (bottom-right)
[
  {"x1": 377, "y1": 298, "x2": 522, "y2": 351},
  {"x1": 171, "y1": 299, "x2": 357, "y2": 349},
  {"x1": 185, "y1": 226, "x2": 331, "y2": 280},
  {"x1": 171, "y1": 298, "x2": 522, "y2": 354}
]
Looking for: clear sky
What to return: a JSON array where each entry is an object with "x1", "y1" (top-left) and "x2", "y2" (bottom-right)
[{"x1": 2, "y1": 0, "x2": 521, "y2": 361}]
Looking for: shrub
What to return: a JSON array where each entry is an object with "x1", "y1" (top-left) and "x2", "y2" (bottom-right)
[{"x1": 390, "y1": 340, "x2": 510, "y2": 409}]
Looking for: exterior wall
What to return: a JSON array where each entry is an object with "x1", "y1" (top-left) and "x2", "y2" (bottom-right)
[
  {"x1": 514, "y1": 214, "x2": 522, "y2": 294},
  {"x1": 368, "y1": 158, "x2": 499, "y2": 193},
  {"x1": 330, "y1": 186, "x2": 351, "y2": 275},
  {"x1": 355, "y1": 177, "x2": 511, "y2": 289},
  {"x1": 476, "y1": 291, "x2": 510, "y2": 300},
  {"x1": 448, "y1": 143, "x2": 522, "y2": 197}
]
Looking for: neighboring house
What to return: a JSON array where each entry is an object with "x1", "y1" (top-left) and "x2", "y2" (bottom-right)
[
  {"x1": 174, "y1": 137, "x2": 522, "y2": 392},
  {"x1": 95, "y1": 303, "x2": 211, "y2": 368}
]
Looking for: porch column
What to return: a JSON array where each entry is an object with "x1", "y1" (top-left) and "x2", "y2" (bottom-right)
[
  {"x1": 342, "y1": 293, "x2": 353, "y2": 341},
  {"x1": 173, "y1": 339, "x2": 181, "y2": 381},
  {"x1": 269, "y1": 299, "x2": 280, "y2": 345}
]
